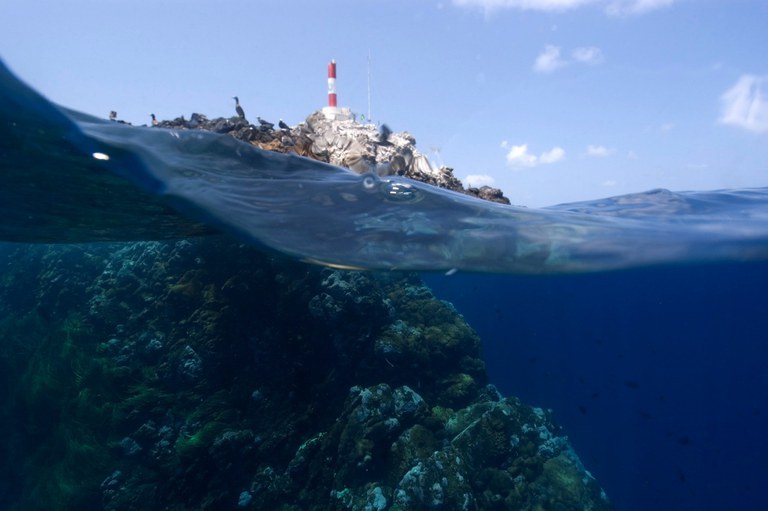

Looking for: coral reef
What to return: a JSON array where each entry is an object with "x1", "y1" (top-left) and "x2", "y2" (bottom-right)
[{"x1": 0, "y1": 239, "x2": 610, "y2": 510}]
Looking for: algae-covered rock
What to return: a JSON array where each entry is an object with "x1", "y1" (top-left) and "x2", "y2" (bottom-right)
[{"x1": 0, "y1": 237, "x2": 610, "y2": 510}]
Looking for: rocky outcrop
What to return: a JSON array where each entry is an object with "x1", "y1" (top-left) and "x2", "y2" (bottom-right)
[{"x1": 150, "y1": 111, "x2": 511, "y2": 205}]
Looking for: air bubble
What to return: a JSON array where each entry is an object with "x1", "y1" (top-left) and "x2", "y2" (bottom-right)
[{"x1": 362, "y1": 174, "x2": 377, "y2": 190}]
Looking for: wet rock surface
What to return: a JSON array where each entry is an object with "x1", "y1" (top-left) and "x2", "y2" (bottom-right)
[{"x1": 0, "y1": 239, "x2": 610, "y2": 510}]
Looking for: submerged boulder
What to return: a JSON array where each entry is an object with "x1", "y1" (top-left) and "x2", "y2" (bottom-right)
[{"x1": 0, "y1": 238, "x2": 610, "y2": 510}]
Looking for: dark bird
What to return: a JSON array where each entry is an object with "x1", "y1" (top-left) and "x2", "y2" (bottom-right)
[
  {"x1": 278, "y1": 119, "x2": 290, "y2": 131},
  {"x1": 257, "y1": 117, "x2": 274, "y2": 130},
  {"x1": 150, "y1": 113, "x2": 159, "y2": 126},
  {"x1": 109, "y1": 111, "x2": 117, "y2": 121},
  {"x1": 378, "y1": 123, "x2": 392, "y2": 145},
  {"x1": 233, "y1": 96, "x2": 246, "y2": 120}
]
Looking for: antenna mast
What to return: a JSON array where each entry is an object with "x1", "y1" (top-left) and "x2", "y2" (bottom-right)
[{"x1": 367, "y1": 50, "x2": 372, "y2": 122}]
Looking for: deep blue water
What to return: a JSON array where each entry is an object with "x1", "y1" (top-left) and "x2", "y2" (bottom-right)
[{"x1": 424, "y1": 262, "x2": 768, "y2": 511}]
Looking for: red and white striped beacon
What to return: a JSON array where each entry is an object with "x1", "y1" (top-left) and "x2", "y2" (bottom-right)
[
  {"x1": 327, "y1": 59, "x2": 337, "y2": 108},
  {"x1": 322, "y1": 59, "x2": 352, "y2": 121}
]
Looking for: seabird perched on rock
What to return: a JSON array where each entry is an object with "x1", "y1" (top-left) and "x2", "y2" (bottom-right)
[
  {"x1": 109, "y1": 111, "x2": 117, "y2": 121},
  {"x1": 278, "y1": 119, "x2": 290, "y2": 131},
  {"x1": 257, "y1": 117, "x2": 274, "y2": 130},
  {"x1": 150, "y1": 113, "x2": 159, "y2": 126},
  {"x1": 378, "y1": 124, "x2": 393, "y2": 145},
  {"x1": 232, "y1": 96, "x2": 246, "y2": 120}
]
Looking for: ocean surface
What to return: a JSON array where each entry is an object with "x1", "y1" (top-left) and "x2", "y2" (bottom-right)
[
  {"x1": 3, "y1": 60, "x2": 768, "y2": 273},
  {"x1": 2, "y1": 59, "x2": 768, "y2": 510}
]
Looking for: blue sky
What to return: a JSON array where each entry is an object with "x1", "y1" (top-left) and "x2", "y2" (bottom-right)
[{"x1": 1, "y1": 0, "x2": 766, "y2": 206}]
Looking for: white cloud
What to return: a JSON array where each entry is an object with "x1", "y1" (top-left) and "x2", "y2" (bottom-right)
[
  {"x1": 453, "y1": 0, "x2": 597, "y2": 13},
  {"x1": 534, "y1": 45, "x2": 566, "y2": 73},
  {"x1": 453, "y1": 0, "x2": 675, "y2": 15},
  {"x1": 627, "y1": 150, "x2": 638, "y2": 159},
  {"x1": 571, "y1": 46, "x2": 604, "y2": 65},
  {"x1": 506, "y1": 143, "x2": 565, "y2": 168},
  {"x1": 534, "y1": 45, "x2": 605, "y2": 73},
  {"x1": 506, "y1": 144, "x2": 539, "y2": 166},
  {"x1": 660, "y1": 122, "x2": 675, "y2": 132},
  {"x1": 500, "y1": 140, "x2": 509, "y2": 149},
  {"x1": 540, "y1": 147, "x2": 566, "y2": 164},
  {"x1": 719, "y1": 75, "x2": 768, "y2": 134},
  {"x1": 601, "y1": 179, "x2": 618, "y2": 186},
  {"x1": 586, "y1": 144, "x2": 613, "y2": 157},
  {"x1": 605, "y1": 0, "x2": 676, "y2": 16},
  {"x1": 465, "y1": 174, "x2": 496, "y2": 187}
]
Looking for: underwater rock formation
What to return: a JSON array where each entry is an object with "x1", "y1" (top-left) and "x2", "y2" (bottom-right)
[{"x1": 0, "y1": 238, "x2": 609, "y2": 510}]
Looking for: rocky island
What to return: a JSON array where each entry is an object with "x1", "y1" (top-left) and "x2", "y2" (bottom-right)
[{"x1": 0, "y1": 111, "x2": 610, "y2": 510}]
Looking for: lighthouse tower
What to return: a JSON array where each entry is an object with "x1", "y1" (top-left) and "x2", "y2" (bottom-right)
[{"x1": 322, "y1": 59, "x2": 353, "y2": 121}]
